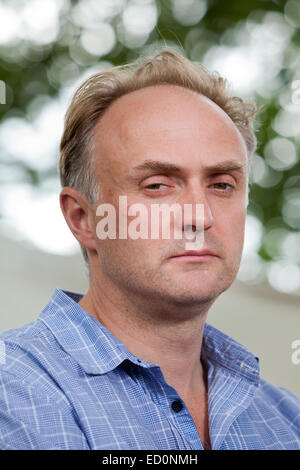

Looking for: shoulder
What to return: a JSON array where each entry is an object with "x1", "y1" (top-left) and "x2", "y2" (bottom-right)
[
  {"x1": 0, "y1": 319, "x2": 71, "y2": 400},
  {"x1": 254, "y1": 377, "x2": 300, "y2": 430},
  {"x1": 0, "y1": 318, "x2": 51, "y2": 364},
  {"x1": 257, "y1": 377, "x2": 300, "y2": 408},
  {"x1": 1, "y1": 317, "x2": 56, "y2": 356},
  {"x1": 0, "y1": 321, "x2": 88, "y2": 449}
]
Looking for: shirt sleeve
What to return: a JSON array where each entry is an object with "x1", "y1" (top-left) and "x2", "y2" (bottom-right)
[{"x1": 0, "y1": 369, "x2": 89, "y2": 450}]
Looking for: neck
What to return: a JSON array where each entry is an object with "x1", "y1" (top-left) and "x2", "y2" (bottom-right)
[{"x1": 79, "y1": 271, "x2": 212, "y2": 398}]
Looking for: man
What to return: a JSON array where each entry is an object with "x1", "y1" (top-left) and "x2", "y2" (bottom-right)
[{"x1": 0, "y1": 49, "x2": 299, "y2": 450}]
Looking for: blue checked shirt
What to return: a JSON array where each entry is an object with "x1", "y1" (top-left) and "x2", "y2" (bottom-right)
[{"x1": 0, "y1": 288, "x2": 300, "y2": 450}]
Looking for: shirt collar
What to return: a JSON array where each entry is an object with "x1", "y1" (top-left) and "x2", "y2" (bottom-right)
[
  {"x1": 39, "y1": 288, "x2": 158, "y2": 375},
  {"x1": 39, "y1": 288, "x2": 260, "y2": 384},
  {"x1": 202, "y1": 323, "x2": 260, "y2": 385}
]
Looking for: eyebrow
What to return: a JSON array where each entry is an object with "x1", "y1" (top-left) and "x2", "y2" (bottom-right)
[
  {"x1": 131, "y1": 160, "x2": 181, "y2": 173},
  {"x1": 130, "y1": 159, "x2": 245, "y2": 176}
]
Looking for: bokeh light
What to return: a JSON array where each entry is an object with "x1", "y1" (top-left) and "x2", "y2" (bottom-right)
[
  {"x1": 203, "y1": 11, "x2": 293, "y2": 96},
  {"x1": 0, "y1": 182, "x2": 78, "y2": 255},
  {"x1": 267, "y1": 260, "x2": 300, "y2": 294},
  {"x1": 171, "y1": 0, "x2": 207, "y2": 27},
  {"x1": 264, "y1": 137, "x2": 298, "y2": 171},
  {"x1": 0, "y1": 4, "x2": 20, "y2": 45},
  {"x1": 284, "y1": 0, "x2": 300, "y2": 28},
  {"x1": 117, "y1": 1, "x2": 158, "y2": 48},
  {"x1": 80, "y1": 23, "x2": 116, "y2": 56},
  {"x1": 249, "y1": 154, "x2": 283, "y2": 188},
  {"x1": 282, "y1": 188, "x2": 300, "y2": 230}
]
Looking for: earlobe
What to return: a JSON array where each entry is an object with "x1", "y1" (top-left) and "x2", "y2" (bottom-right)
[{"x1": 59, "y1": 187, "x2": 96, "y2": 251}]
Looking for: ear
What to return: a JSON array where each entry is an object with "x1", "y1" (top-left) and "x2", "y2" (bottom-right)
[{"x1": 59, "y1": 187, "x2": 97, "y2": 252}]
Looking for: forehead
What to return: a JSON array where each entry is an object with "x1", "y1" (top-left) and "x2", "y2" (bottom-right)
[{"x1": 93, "y1": 85, "x2": 247, "y2": 175}]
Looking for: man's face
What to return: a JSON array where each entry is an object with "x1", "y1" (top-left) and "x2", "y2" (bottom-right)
[{"x1": 89, "y1": 85, "x2": 248, "y2": 310}]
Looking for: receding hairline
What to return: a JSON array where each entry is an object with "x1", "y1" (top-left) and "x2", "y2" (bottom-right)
[
  {"x1": 92, "y1": 83, "x2": 248, "y2": 154},
  {"x1": 94, "y1": 82, "x2": 233, "y2": 122}
]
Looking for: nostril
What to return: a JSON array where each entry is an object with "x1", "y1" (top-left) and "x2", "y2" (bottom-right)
[{"x1": 184, "y1": 224, "x2": 199, "y2": 233}]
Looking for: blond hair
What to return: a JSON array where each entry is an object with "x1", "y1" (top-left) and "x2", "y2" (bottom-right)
[{"x1": 59, "y1": 48, "x2": 257, "y2": 268}]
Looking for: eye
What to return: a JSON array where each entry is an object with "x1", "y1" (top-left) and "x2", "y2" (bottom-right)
[
  {"x1": 211, "y1": 182, "x2": 234, "y2": 191},
  {"x1": 144, "y1": 183, "x2": 169, "y2": 190}
]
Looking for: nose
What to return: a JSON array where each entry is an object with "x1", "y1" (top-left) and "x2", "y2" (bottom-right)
[
  {"x1": 176, "y1": 184, "x2": 214, "y2": 233},
  {"x1": 172, "y1": 183, "x2": 214, "y2": 249}
]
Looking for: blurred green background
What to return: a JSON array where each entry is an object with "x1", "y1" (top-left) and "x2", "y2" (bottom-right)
[{"x1": 0, "y1": 0, "x2": 300, "y2": 296}]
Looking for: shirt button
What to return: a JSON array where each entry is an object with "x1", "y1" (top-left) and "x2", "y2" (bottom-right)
[{"x1": 171, "y1": 400, "x2": 183, "y2": 412}]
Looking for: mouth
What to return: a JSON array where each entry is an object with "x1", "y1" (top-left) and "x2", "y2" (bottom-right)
[{"x1": 170, "y1": 250, "x2": 219, "y2": 261}]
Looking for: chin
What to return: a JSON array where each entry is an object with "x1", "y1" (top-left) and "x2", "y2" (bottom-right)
[
  {"x1": 173, "y1": 274, "x2": 234, "y2": 304},
  {"x1": 164, "y1": 285, "x2": 219, "y2": 307}
]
